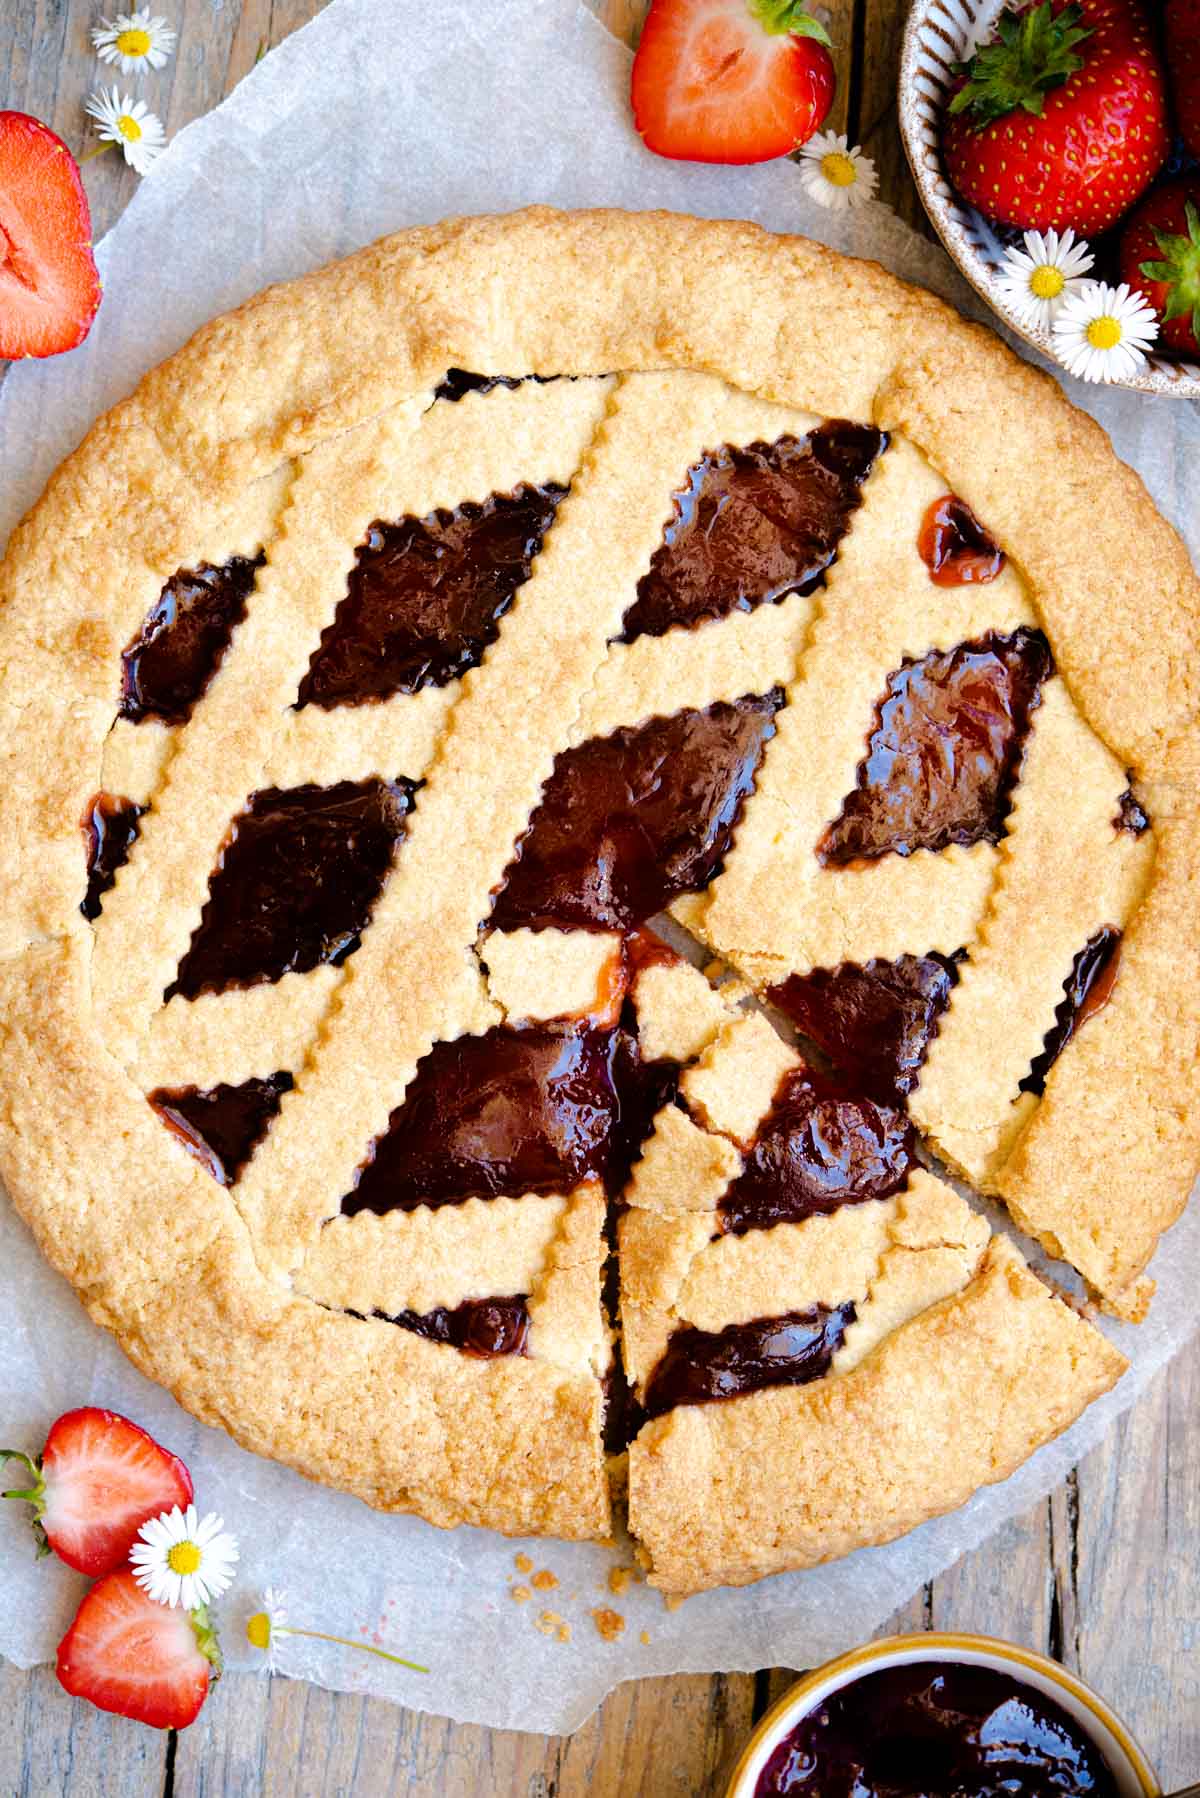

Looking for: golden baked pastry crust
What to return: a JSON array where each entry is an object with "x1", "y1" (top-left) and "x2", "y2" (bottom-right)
[{"x1": 0, "y1": 207, "x2": 1195, "y2": 1584}]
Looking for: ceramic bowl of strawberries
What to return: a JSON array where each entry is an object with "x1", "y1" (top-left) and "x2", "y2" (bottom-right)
[{"x1": 899, "y1": 0, "x2": 1200, "y2": 393}]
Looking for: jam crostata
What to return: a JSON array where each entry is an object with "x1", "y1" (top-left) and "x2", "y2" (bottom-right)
[{"x1": 1, "y1": 209, "x2": 1198, "y2": 1597}]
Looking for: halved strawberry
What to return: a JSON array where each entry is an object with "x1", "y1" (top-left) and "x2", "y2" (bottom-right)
[
  {"x1": 0, "y1": 111, "x2": 102, "y2": 359},
  {"x1": 631, "y1": 0, "x2": 835, "y2": 165},
  {"x1": 57, "y1": 1570, "x2": 220, "y2": 1729},
  {"x1": 2, "y1": 1406, "x2": 193, "y2": 1576}
]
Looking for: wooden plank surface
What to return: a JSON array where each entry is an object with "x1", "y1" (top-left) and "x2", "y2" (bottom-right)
[{"x1": 1, "y1": 0, "x2": 1197, "y2": 1791}]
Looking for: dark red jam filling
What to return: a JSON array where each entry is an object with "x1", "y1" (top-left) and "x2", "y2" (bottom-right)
[
  {"x1": 1115, "y1": 788, "x2": 1150, "y2": 834},
  {"x1": 120, "y1": 553, "x2": 265, "y2": 725},
  {"x1": 620, "y1": 424, "x2": 886, "y2": 643},
  {"x1": 918, "y1": 495, "x2": 1007, "y2": 586},
  {"x1": 769, "y1": 952, "x2": 964, "y2": 1105},
  {"x1": 820, "y1": 627, "x2": 1053, "y2": 864},
  {"x1": 149, "y1": 1072, "x2": 293, "y2": 1186},
  {"x1": 718, "y1": 1065, "x2": 918, "y2": 1237},
  {"x1": 341, "y1": 1014, "x2": 677, "y2": 1217},
  {"x1": 491, "y1": 692, "x2": 784, "y2": 933},
  {"x1": 81, "y1": 793, "x2": 147, "y2": 921},
  {"x1": 433, "y1": 370, "x2": 554, "y2": 402},
  {"x1": 1020, "y1": 927, "x2": 1122, "y2": 1097},
  {"x1": 382, "y1": 1295, "x2": 530, "y2": 1358},
  {"x1": 296, "y1": 484, "x2": 566, "y2": 709},
  {"x1": 641, "y1": 1302, "x2": 855, "y2": 1419},
  {"x1": 169, "y1": 777, "x2": 415, "y2": 999},
  {"x1": 753, "y1": 1660, "x2": 1119, "y2": 1798}
]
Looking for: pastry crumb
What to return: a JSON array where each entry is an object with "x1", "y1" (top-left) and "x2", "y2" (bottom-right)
[
  {"x1": 640, "y1": 1629, "x2": 651, "y2": 1646},
  {"x1": 514, "y1": 1552, "x2": 534, "y2": 1574},
  {"x1": 607, "y1": 1564, "x2": 637, "y2": 1596},
  {"x1": 557, "y1": 1621, "x2": 572, "y2": 1643},
  {"x1": 532, "y1": 1568, "x2": 558, "y2": 1591},
  {"x1": 535, "y1": 1609, "x2": 566, "y2": 1638},
  {"x1": 511, "y1": 1584, "x2": 532, "y2": 1604},
  {"x1": 663, "y1": 1593, "x2": 686, "y2": 1612},
  {"x1": 591, "y1": 1607, "x2": 626, "y2": 1642}
]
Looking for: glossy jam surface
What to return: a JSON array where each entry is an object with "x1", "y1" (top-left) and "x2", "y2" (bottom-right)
[
  {"x1": 492, "y1": 693, "x2": 783, "y2": 932},
  {"x1": 621, "y1": 424, "x2": 886, "y2": 642},
  {"x1": 753, "y1": 1660, "x2": 1120, "y2": 1798},
  {"x1": 149, "y1": 1072, "x2": 293, "y2": 1185},
  {"x1": 385, "y1": 1295, "x2": 530, "y2": 1357},
  {"x1": 1115, "y1": 789, "x2": 1150, "y2": 834},
  {"x1": 171, "y1": 777, "x2": 415, "y2": 998},
  {"x1": 1021, "y1": 928, "x2": 1122, "y2": 1097},
  {"x1": 820, "y1": 628, "x2": 1053, "y2": 864},
  {"x1": 719, "y1": 1066, "x2": 918, "y2": 1236},
  {"x1": 121, "y1": 553, "x2": 264, "y2": 725},
  {"x1": 81, "y1": 794, "x2": 147, "y2": 921},
  {"x1": 918, "y1": 495, "x2": 1007, "y2": 586},
  {"x1": 642, "y1": 1302, "x2": 855, "y2": 1418},
  {"x1": 769, "y1": 952, "x2": 963, "y2": 1104},
  {"x1": 297, "y1": 484, "x2": 566, "y2": 708}
]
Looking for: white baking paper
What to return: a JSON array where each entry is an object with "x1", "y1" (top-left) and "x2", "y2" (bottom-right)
[{"x1": 1, "y1": 0, "x2": 1198, "y2": 1735}]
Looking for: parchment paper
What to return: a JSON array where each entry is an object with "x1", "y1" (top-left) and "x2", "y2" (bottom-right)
[{"x1": 1, "y1": 0, "x2": 1198, "y2": 1735}]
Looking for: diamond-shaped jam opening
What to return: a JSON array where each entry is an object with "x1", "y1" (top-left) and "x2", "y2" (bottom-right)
[
  {"x1": 380, "y1": 1295, "x2": 530, "y2": 1357},
  {"x1": 149, "y1": 1071, "x2": 293, "y2": 1185},
  {"x1": 718, "y1": 1065, "x2": 918, "y2": 1237},
  {"x1": 81, "y1": 793, "x2": 147, "y2": 921},
  {"x1": 1020, "y1": 926, "x2": 1122, "y2": 1097},
  {"x1": 169, "y1": 777, "x2": 415, "y2": 999},
  {"x1": 769, "y1": 952, "x2": 964, "y2": 1105},
  {"x1": 491, "y1": 692, "x2": 783, "y2": 933},
  {"x1": 295, "y1": 485, "x2": 566, "y2": 710},
  {"x1": 819, "y1": 627, "x2": 1054, "y2": 865},
  {"x1": 641, "y1": 1302, "x2": 856, "y2": 1418},
  {"x1": 121, "y1": 553, "x2": 265, "y2": 725},
  {"x1": 918, "y1": 495, "x2": 1006, "y2": 586},
  {"x1": 619, "y1": 423, "x2": 886, "y2": 643}
]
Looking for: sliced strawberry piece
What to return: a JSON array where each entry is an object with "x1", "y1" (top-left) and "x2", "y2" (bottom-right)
[
  {"x1": 0, "y1": 111, "x2": 101, "y2": 360},
  {"x1": 57, "y1": 1570, "x2": 220, "y2": 1729},
  {"x1": 631, "y1": 0, "x2": 834, "y2": 165},
  {"x1": 2, "y1": 1406, "x2": 193, "y2": 1576}
]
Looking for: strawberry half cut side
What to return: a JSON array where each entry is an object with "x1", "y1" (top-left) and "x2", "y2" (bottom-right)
[
  {"x1": 2, "y1": 1405, "x2": 194, "y2": 1576},
  {"x1": 57, "y1": 1570, "x2": 220, "y2": 1730},
  {"x1": 0, "y1": 111, "x2": 102, "y2": 360}
]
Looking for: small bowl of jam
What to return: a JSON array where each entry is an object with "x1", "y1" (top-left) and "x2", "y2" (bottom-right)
[{"x1": 725, "y1": 1633, "x2": 1158, "y2": 1798}]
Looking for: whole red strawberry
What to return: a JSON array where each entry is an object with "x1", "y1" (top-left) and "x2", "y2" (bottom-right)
[
  {"x1": 1118, "y1": 179, "x2": 1200, "y2": 354},
  {"x1": 942, "y1": 0, "x2": 1168, "y2": 235},
  {"x1": 1166, "y1": 0, "x2": 1200, "y2": 160},
  {"x1": 632, "y1": 0, "x2": 834, "y2": 165},
  {"x1": 0, "y1": 112, "x2": 101, "y2": 359}
]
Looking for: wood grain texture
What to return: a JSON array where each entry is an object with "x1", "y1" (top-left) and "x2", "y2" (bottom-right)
[{"x1": 1, "y1": 0, "x2": 1197, "y2": 1792}]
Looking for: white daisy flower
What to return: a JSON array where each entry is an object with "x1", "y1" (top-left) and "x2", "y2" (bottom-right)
[
  {"x1": 91, "y1": 9, "x2": 176, "y2": 72},
  {"x1": 130, "y1": 1504, "x2": 239, "y2": 1609},
  {"x1": 1052, "y1": 280, "x2": 1159, "y2": 384},
  {"x1": 84, "y1": 87, "x2": 167, "y2": 175},
  {"x1": 796, "y1": 131, "x2": 878, "y2": 213},
  {"x1": 996, "y1": 228, "x2": 1095, "y2": 331},
  {"x1": 246, "y1": 1586, "x2": 289, "y2": 1672}
]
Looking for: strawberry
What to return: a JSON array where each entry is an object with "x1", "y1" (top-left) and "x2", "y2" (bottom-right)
[
  {"x1": 942, "y1": 0, "x2": 1169, "y2": 235},
  {"x1": 631, "y1": 0, "x2": 834, "y2": 165},
  {"x1": 0, "y1": 111, "x2": 102, "y2": 360},
  {"x1": 57, "y1": 1570, "x2": 220, "y2": 1729},
  {"x1": 1166, "y1": 0, "x2": 1200, "y2": 160},
  {"x1": 2, "y1": 1407, "x2": 193, "y2": 1576},
  {"x1": 1118, "y1": 179, "x2": 1200, "y2": 354}
]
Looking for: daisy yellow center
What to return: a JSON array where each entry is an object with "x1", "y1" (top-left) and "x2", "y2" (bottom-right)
[
  {"x1": 246, "y1": 1613, "x2": 273, "y2": 1649},
  {"x1": 116, "y1": 27, "x2": 152, "y2": 55},
  {"x1": 116, "y1": 113, "x2": 143, "y2": 142},
  {"x1": 167, "y1": 1540, "x2": 202, "y2": 1575},
  {"x1": 1086, "y1": 316, "x2": 1122, "y2": 351},
  {"x1": 820, "y1": 151, "x2": 857, "y2": 189},
  {"x1": 1030, "y1": 264, "x2": 1064, "y2": 300}
]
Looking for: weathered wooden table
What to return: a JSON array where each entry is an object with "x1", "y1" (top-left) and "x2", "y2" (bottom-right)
[{"x1": 2, "y1": 2, "x2": 1197, "y2": 1791}]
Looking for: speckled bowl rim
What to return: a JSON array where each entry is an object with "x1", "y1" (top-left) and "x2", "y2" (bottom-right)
[
  {"x1": 723, "y1": 1632, "x2": 1161, "y2": 1798},
  {"x1": 896, "y1": 0, "x2": 1200, "y2": 399}
]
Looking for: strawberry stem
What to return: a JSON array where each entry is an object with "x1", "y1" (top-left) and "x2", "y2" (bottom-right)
[
  {"x1": 749, "y1": 0, "x2": 832, "y2": 45},
  {"x1": 1140, "y1": 200, "x2": 1200, "y2": 348},
  {"x1": 949, "y1": 1, "x2": 1092, "y2": 129},
  {"x1": 1, "y1": 1449, "x2": 44, "y2": 1504}
]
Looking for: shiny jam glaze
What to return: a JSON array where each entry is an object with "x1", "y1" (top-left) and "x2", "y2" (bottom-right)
[
  {"x1": 296, "y1": 484, "x2": 566, "y2": 708},
  {"x1": 769, "y1": 952, "x2": 964, "y2": 1105},
  {"x1": 384, "y1": 1295, "x2": 530, "y2": 1357},
  {"x1": 81, "y1": 793, "x2": 147, "y2": 921},
  {"x1": 170, "y1": 777, "x2": 415, "y2": 999},
  {"x1": 149, "y1": 1072, "x2": 293, "y2": 1186},
  {"x1": 1021, "y1": 928, "x2": 1122, "y2": 1097},
  {"x1": 1115, "y1": 788, "x2": 1150, "y2": 834},
  {"x1": 491, "y1": 692, "x2": 783, "y2": 933},
  {"x1": 120, "y1": 553, "x2": 264, "y2": 725},
  {"x1": 641, "y1": 1302, "x2": 855, "y2": 1418},
  {"x1": 753, "y1": 1659, "x2": 1120, "y2": 1798},
  {"x1": 820, "y1": 628, "x2": 1053, "y2": 864},
  {"x1": 918, "y1": 495, "x2": 1006, "y2": 586},
  {"x1": 719, "y1": 1065, "x2": 918, "y2": 1237},
  {"x1": 620, "y1": 424, "x2": 886, "y2": 642}
]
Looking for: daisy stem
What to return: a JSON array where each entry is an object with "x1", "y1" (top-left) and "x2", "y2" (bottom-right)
[
  {"x1": 81, "y1": 142, "x2": 116, "y2": 163},
  {"x1": 277, "y1": 1626, "x2": 428, "y2": 1673}
]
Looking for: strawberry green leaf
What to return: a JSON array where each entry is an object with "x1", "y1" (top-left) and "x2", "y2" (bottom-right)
[
  {"x1": 1140, "y1": 200, "x2": 1200, "y2": 346},
  {"x1": 750, "y1": 0, "x2": 833, "y2": 44},
  {"x1": 190, "y1": 1605, "x2": 224, "y2": 1681},
  {"x1": 949, "y1": 1, "x2": 1092, "y2": 129}
]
